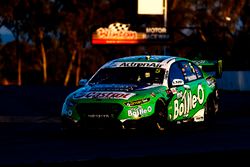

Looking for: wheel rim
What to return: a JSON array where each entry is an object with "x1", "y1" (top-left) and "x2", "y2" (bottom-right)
[
  {"x1": 205, "y1": 96, "x2": 216, "y2": 123},
  {"x1": 155, "y1": 100, "x2": 168, "y2": 131}
]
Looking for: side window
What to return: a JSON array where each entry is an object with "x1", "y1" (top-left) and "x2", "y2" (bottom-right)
[
  {"x1": 168, "y1": 62, "x2": 184, "y2": 86},
  {"x1": 192, "y1": 63, "x2": 203, "y2": 79},
  {"x1": 179, "y1": 61, "x2": 198, "y2": 82}
]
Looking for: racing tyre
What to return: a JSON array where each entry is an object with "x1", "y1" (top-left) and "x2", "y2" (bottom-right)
[
  {"x1": 151, "y1": 99, "x2": 170, "y2": 133},
  {"x1": 204, "y1": 94, "x2": 218, "y2": 128}
]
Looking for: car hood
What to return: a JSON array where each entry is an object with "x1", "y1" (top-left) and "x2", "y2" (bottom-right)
[
  {"x1": 90, "y1": 83, "x2": 141, "y2": 91},
  {"x1": 72, "y1": 83, "x2": 161, "y2": 100}
]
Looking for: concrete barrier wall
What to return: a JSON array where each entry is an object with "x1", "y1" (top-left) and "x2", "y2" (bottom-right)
[
  {"x1": 217, "y1": 71, "x2": 250, "y2": 91},
  {"x1": 0, "y1": 81, "x2": 249, "y2": 122}
]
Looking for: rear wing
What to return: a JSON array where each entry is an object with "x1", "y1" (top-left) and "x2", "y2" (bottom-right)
[{"x1": 192, "y1": 60, "x2": 223, "y2": 78}]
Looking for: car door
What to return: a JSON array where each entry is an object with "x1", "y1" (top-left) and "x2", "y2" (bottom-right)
[
  {"x1": 178, "y1": 60, "x2": 205, "y2": 121},
  {"x1": 167, "y1": 61, "x2": 187, "y2": 121},
  {"x1": 167, "y1": 60, "x2": 205, "y2": 122}
]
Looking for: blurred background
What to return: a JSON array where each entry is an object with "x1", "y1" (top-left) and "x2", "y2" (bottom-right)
[{"x1": 0, "y1": 0, "x2": 249, "y2": 87}]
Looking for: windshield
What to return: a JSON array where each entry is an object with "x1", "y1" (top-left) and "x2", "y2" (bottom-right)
[{"x1": 88, "y1": 67, "x2": 165, "y2": 85}]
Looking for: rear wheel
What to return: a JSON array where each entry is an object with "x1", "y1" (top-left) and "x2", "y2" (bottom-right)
[{"x1": 204, "y1": 94, "x2": 218, "y2": 127}]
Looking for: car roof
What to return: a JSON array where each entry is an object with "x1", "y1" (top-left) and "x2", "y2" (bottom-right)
[
  {"x1": 102, "y1": 55, "x2": 188, "y2": 69},
  {"x1": 113, "y1": 55, "x2": 176, "y2": 63}
]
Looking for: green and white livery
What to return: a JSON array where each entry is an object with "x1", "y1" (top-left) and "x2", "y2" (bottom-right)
[{"x1": 61, "y1": 55, "x2": 219, "y2": 131}]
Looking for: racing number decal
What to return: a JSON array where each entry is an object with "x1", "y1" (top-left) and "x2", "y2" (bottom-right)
[{"x1": 173, "y1": 84, "x2": 204, "y2": 120}]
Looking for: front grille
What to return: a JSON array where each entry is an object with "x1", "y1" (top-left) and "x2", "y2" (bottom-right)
[
  {"x1": 76, "y1": 103, "x2": 123, "y2": 120},
  {"x1": 76, "y1": 103, "x2": 123, "y2": 129}
]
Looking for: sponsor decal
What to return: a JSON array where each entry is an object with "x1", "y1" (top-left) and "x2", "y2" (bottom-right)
[
  {"x1": 114, "y1": 62, "x2": 162, "y2": 68},
  {"x1": 173, "y1": 84, "x2": 204, "y2": 120},
  {"x1": 170, "y1": 87, "x2": 177, "y2": 94},
  {"x1": 172, "y1": 79, "x2": 184, "y2": 86},
  {"x1": 150, "y1": 92, "x2": 156, "y2": 97},
  {"x1": 186, "y1": 75, "x2": 197, "y2": 81},
  {"x1": 146, "y1": 27, "x2": 167, "y2": 33},
  {"x1": 155, "y1": 68, "x2": 161, "y2": 73},
  {"x1": 193, "y1": 108, "x2": 205, "y2": 122},
  {"x1": 92, "y1": 22, "x2": 143, "y2": 44},
  {"x1": 96, "y1": 26, "x2": 137, "y2": 39},
  {"x1": 92, "y1": 23, "x2": 170, "y2": 45},
  {"x1": 128, "y1": 106, "x2": 152, "y2": 117},
  {"x1": 87, "y1": 114, "x2": 113, "y2": 119},
  {"x1": 145, "y1": 27, "x2": 170, "y2": 40},
  {"x1": 74, "y1": 91, "x2": 135, "y2": 100},
  {"x1": 125, "y1": 98, "x2": 150, "y2": 106},
  {"x1": 164, "y1": 70, "x2": 169, "y2": 79},
  {"x1": 176, "y1": 91, "x2": 183, "y2": 99}
]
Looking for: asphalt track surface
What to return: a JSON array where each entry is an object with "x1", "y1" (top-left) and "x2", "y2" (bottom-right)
[{"x1": 0, "y1": 86, "x2": 250, "y2": 166}]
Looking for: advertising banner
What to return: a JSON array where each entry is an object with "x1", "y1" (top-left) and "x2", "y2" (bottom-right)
[{"x1": 91, "y1": 22, "x2": 171, "y2": 45}]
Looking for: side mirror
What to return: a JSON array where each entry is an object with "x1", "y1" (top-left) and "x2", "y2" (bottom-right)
[
  {"x1": 79, "y1": 79, "x2": 88, "y2": 87},
  {"x1": 172, "y1": 79, "x2": 184, "y2": 86}
]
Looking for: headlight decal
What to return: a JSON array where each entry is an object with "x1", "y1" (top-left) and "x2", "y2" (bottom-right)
[
  {"x1": 66, "y1": 100, "x2": 76, "y2": 107},
  {"x1": 62, "y1": 103, "x2": 73, "y2": 116},
  {"x1": 67, "y1": 109, "x2": 73, "y2": 116}
]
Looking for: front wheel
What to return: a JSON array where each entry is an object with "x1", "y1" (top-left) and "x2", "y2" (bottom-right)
[{"x1": 151, "y1": 99, "x2": 170, "y2": 132}]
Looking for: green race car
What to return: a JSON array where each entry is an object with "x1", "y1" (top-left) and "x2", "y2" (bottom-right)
[{"x1": 61, "y1": 55, "x2": 220, "y2": 132}]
